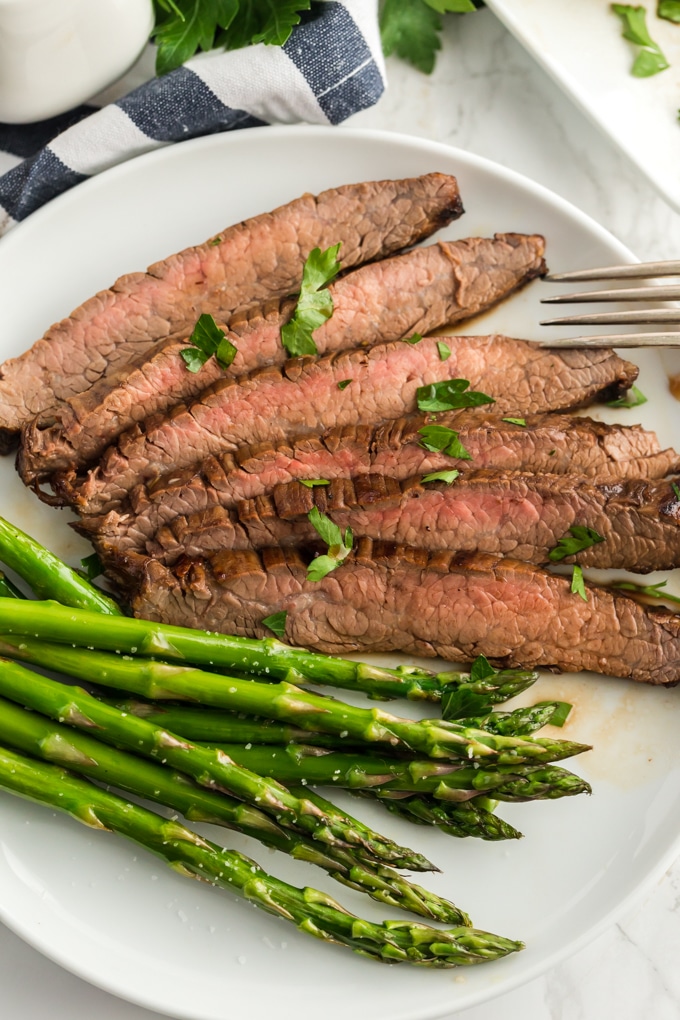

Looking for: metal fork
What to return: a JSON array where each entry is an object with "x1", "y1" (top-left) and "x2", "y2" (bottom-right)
[{"x1": 538, "y1": 259, "x2": 680, "y2": 347}]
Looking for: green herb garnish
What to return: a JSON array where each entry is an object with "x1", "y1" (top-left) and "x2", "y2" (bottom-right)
[
  {"x1": 612, "y1": 579, "x2": 680, "y2": 605},
  {"x1": 261, "y1": 611, "x2": 288, "y2": 639},
  {"x1": 546, "y1": 702, "x2": 572, "y2": 728},
  {"x1": 281, "y1": 244, "x2": 342, "y2": 358},
  {"x1": 548, "y1": 526, "x2": 605, "y2": 562},
  {"x1": 672, "y1": 482, "x2": 680, "y2": 500},
  {"x1": 337, "y1": 379, "x2": 352, "y2": 390},
  {"x1": 403, "y1": 332, "x2": 423, "y2": 345},
  {"x1": 606, "y1": 385, "x2": 647, "y2": 408},
  {"x1": 612, "y1": 5, "x2": 670, "y2": 76},
  {"x1": 307, "y1": 507, "x2": 353, "y2": 582},
  {"x1": 152, "y1": 0, "x2": 311, "y2": 76},
  {"x1": 571, "y1": 565, "x2": 587, "y2": 601},
  {"x1": 421, "y1": 469, "x2": 459, "y2": 484},
  {"x1": 380, "y1": 0, "x2": 476, "y2": 75},
  {"x1": 658, "y1": 0, "x2": 680, "y2": 22},
  {"x1": 80, "y1": 553, "x2": 103, "y2": 581},
  {"x1": 299, "y1": 479, "x2": 330, "y2": 488},
  {"x1": 436, "y1": 340, "x2": 451, "y2": 361},
  {"x1": 181, "y1": 313, "x2": 237, "y2": 373},
  {"x1": 470, "y1": 654, "x2": 496, "y2": 682},
  {"x1": 416, "y1": 379, "x2": 495, "y2": 413},
  {"x1": 502, "y1": 417, "x2": 526, "y2": 427},
  {"x1": 418, "y1": 425, "x2": 472, "y2": 460}
]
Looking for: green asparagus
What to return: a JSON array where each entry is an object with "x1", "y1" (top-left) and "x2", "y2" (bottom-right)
[
  {"x1": 377, "y1": 796, "x2": 523, "y2": 841},
  {"x1": 0, "y1": 520, "x2": 120, "y2": 614},
  {"x1": 0, "y1": 657, "x2": 433, "y2": 870},
  {"x1": 0, "y1": 634, "x2": 590, "y2": 765},
  {"x1": 0, "y1": 697, "x2": 461, "y2": 922},
  {"x1": 0, "y1": 597, "x2": 536, "y2": 701},
  {"x1": 0, "y1": 745, "x2": 523, "y2": 966}
]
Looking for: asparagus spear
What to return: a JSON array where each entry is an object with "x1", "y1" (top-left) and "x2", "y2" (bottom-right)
[
  {"x1": 0, "y1": 744, "x2": 523, "y2": 966},
  {"x1": 0, "y1": 634, "x2": 589, "y2": 765},
  {"x1": 0, "y1": 571, "x2": 25, "y2": 600},
  {"x1": 0, "y1": 697, "x2": 462, "y2": 923},
  {"x1": 0, "y1": 597, "x2": 536, "y2": 702},
  {"x1": 0, "y1": 658, "x2": 433, "y2": 871},
  {"x1": 459, "y1": 702, "x2": 572, "y2": 737},
  {"x1": 377, "y1": 796, "x2": 523, "y2": 841},
  {"x1": 204, "y1": 744, "x2": 591, "y2": 801},
  {"x1": 0, "y1": 520, "x2": 120, "y2": 614}
]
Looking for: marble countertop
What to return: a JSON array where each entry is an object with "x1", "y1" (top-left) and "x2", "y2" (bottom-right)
[{"x1": 2, "y1": 8, "x2": 679, "y2": 1018}]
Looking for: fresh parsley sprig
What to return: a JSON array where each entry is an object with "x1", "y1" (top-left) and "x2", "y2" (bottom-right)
[
  {"x1": 261, "y1": 610, "x2": 288, "y2": 638},
  {"x1": 299, "y1": 479, "x2": 330, "y2": 488},
  {"x1": 548, "y1": 526, "x2": 605, "y2": 563},
  {"x1": 612, "y1": 4, "x2": 670, "y2": 77},
  {"x1": 659, "y1": 0, "x2": 680, "y2": 22},
  {"x1": 419, "y1": 424, "x2": 472, "y2": 460},
  {"x1": 380, "y1": 0, "x2": 476, "y2": 75},
  {"x1": 611, "y1": 579, "x2": 680, "y2": 606},
  {"x1": 281, "y1": 244, "x2": 342, "y2": 358},
  {"x1": 181, "y1": 313, "x2": 237, "y2": 373},
  {"x1": 421, "y1": 469, "x2": 459, "y2": 484},
  {"x1": 606, "y1": 385, "x2": 647, "y2": 409},
  {"x1": 416, "y1": 379, "x2": 495, "y2": 413},
  {"x1": 571, "y1": 565, "x2": 587, "y2": 602},
  {"x1": 307, "y1": 506, "x2": 353, "y2": 582}
]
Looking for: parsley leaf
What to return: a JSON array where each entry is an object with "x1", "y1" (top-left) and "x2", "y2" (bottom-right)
[
  {"x1": 416, "y1": 379, "x2": 495, "y2": 412},
  {"x1": 470, "y1": 655, "x2": 496, "y2": 682},
  {"x1": 380, "y1": 0, "x2": 475, "y2": 74},
  {"x1": 421, "y1": 469, "x2": 459, "y2": 484},
  {"x1": 217, "y1": 0, "x2": 310, "y2": 49},
  {"x1": 337, "y1": 379, "x2": 352, "y2": 390},
  {"x1": 502, "y1": 417, "x2": 527, "y2": 427},
  {"x1": 672, "y1": 482, "x2": 680, "y2": 500},
  {"x1": 153, "y1": 0, "x2": 238, "y2": 75},
  {"x1": 606, "y1": 385, "x2": 647, "y2": 408},
  {"x1": 548, "y1": 525, "x2": 605, "y2": 563},
  {"x1": 281, "y1": 244, "x2": 342, "y2": 357},
  {"x1": 658, "y1": 0, "x2": 680, "y2": 22},
  {"x1": 436, "y1": 340, "x2": 451, "y2": 361},
  {"x1": 612, "y1": 4, "x2": 670, "y2": 76},
  {"x1": 612, "y1": 579, "x2": 680, "y2": 606},
  {"x1": 419, "y1": 425, "x2": 472, "y2": 460},
  {"x1": 181, "y1": 313, "x2": 237, "y2": 373},
  {"x1": 403, "y1": 332, "x2": 423, "y2": 345},
  {"x1": 307, "y1": 507, "x2": 353, "y2": 581},
  {"x1": 80, "y1": 553, "x2": 103, "y2": 581},
  {"x1": 299, "y1": 479, "x2": 330, "y2": 488},
  {"x1": 571, "y1": 565, "x2": 587, "y2": 601},
  {"x1": 262, "y1": 610, "x2": 288, "y2": 638}
]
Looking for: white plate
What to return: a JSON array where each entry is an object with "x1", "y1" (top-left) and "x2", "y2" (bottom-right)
[
  {"x1": 0, "y1": 126, "x2": 679, "y2": 1020},
  {"x1": 487, "y1": 0, "x2": 680, "y2": 213}
]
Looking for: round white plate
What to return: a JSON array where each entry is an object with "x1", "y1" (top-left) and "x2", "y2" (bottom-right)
[{"x1": 0, "y1": 126, "x2": 678, "y2": 1020}]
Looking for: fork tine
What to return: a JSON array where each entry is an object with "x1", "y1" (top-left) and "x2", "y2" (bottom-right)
[
  {"x1": 537, "y1": 332, "x2": 680, "y2": 348},
  {"x1": 541, "y1": 309, "x2": 680, "y2": 326},
  {"x1": 541, "y1": 284, "x2": 680, "y2": 304},
  {"x1": 546, "y1": 260, "x2": 680, "y2": 281}
]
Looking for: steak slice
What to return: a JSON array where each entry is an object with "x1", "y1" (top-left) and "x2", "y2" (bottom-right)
[
  {"x1": 130, "y1": 541, "x2": 680, "y2": 685},
  {"x1": 0, "y1": 173, "x2": 463, "y2": 446},
  {"x1": 99, "y1": 472, "x2": 680, "y2": 574},
  {"x1": 73, "y1": 412, "x2": 680, "y2": 559},
  {"x1": 18, "y1": 232, "x2": 546, "y2": 481},
  {"x1": 62, "y1": 336, "x2": 638, "y2": 515}
]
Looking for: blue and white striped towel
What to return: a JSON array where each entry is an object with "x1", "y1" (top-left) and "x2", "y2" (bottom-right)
[{"x1": 0, "y1": 1, "x2": 384, "y2": 236}]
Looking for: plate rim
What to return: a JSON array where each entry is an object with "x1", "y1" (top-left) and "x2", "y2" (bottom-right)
[{"x1": 0, "y1": 122, "x2": 678, "y2": 1020}]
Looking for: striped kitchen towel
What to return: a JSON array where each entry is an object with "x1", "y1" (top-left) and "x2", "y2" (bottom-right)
[{"x1": 0, "y1": 0, "x2": 384, "y2": 236}]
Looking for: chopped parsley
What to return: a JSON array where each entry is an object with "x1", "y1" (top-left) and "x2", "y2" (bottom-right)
[
  {"x1": 299, "y1": 479, "x2": 330, "y2": 488},
  {"x1": 181, "y1": 313, "x2": 237, "y2": 373},
  {"x1": 421, "y1": 469, "x2": 459, "y2": 484},
  {"x1": 612, "y1": 5, "x2": 670, "y2": 77},
  {"x1": 548, "y1": 526, "x2": 605, "y2": 563},
  {"x1": 281, "y1": 244, "x2": 342, "y2": 358},
  {"x1": 80, "y1": 553, "x2": 103, "y2": 581},
  {"x1": 672, "y1": 482, "x2": 680, "y2": 500},
  {"x1": 571, "y1": 564, "x2": 587, "y2": 601},
  {"x1": 418, "y1": 424, "x2": 472, "y2": 460},
  {"x1": 436, "y1": 340, "x2": 451, "y2": 361},
  {"x1": 606, "y1": 385, "x2": 647, "y2": 408},
  {"x1": 337, "y1": 379, "x2": 352, "y2": 390},
  {"x1": 612, "y1": 579, "x2": 680, "y2": 605},
  {"x1": 416, "y1": 379, "x2": 495, "y2": 413},
  {"x1": 502, "y1": 417, "x2": 527, "y2": 427},
  {"x1": 307, "y1": 507, "x2": 353, "y2": 582},
  {"x1": 403, "y1": 332, "x2": 423, "y2": 345},
  {"x1": 658, "y1": 0, "x2": 680, "y2": 22},
  {"x1": 261, "y1": 611, "x2": 288, "y2": 639}
]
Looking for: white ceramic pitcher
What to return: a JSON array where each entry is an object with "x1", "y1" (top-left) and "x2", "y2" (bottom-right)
[{"x1": 0, "y1": 0, "x2": 154, "y2": 123}]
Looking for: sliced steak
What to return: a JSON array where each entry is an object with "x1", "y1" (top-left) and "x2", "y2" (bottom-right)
[
  {"x1": 97, "y1": 472, "x2": 680, "y2": 574},
  {"x1": 74, "y1": 412, "x2": 680, "y2": 558},
  {"x1": 0, "y1": 173, "x2": 464, "y2": 446},
  {"x1": 61, "y1": 336, "x2": 638, "y2": 515},
  {"x1": 19, "y1": 232, "x2": 546, "y2": 481},
  {"x1": 130, "y1": 541, "x2": 680, "y2": 686}
]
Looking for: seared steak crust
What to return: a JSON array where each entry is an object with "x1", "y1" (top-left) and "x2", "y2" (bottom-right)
[
  {"x1": 102, "y1": 471, "x2": 680, "y2": 574},
  {"x1": 73, "y1": 412, "x2": 680, "y2": 559},
  {"x1": 18, "y1": 232, "x2": 546, "y2": 481},
  {"x1": 0, "y1": 173, "x2": 464, "y2": 445},
  {"x1": 130, "y1": 541, "x2": 680, "y2": 685},
  {"x1": 62, "y1": 336, "x2": 638, "y2": 515}
]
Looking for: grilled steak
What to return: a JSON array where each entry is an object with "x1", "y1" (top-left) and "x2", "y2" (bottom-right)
[
  {"x1": 93, "y1": 472, "x2": 680, "y2": 574},
  {"x1": 0, "y1": 173, "x2": 463, "y2": 447},
  {"x1": 61, "y1": 336, "x2": 638, "y2": 515},
  {"x1": 73, "y1": 412, "x2": 680, "y2": 558},
  {"x1": 19, "y1": 233, "x2": 546, "y2": 481},
  {"x1": 130, "y1": 541, "x2": 680, "y2": 685}
]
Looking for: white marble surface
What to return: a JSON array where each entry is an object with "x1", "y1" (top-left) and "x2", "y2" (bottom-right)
[{"x1": 2, "y1": 7, "x2": 680, "y2": 1018}]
